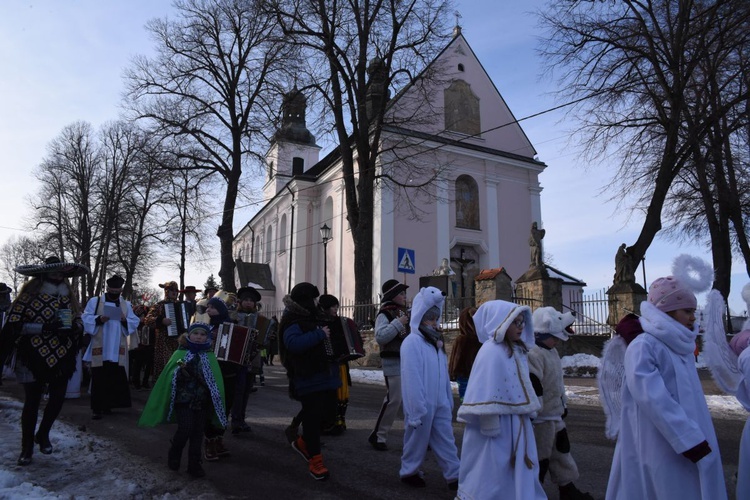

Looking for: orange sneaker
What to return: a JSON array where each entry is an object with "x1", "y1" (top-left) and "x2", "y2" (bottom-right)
[
  {"x1": 308, "y1": 454, "x2": 329, "y2": 481},
  {"x1": 292, "y1": 435, "x2": 309, "y2": 461}
]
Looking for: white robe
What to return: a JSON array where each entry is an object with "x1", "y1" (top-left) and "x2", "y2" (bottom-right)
[
  {"x1": 735, "y1": 349, "x2": 750, "y2": 500},
  {"x1": 605, "y1": 302, "x2": 727, "y2": 500},
  {"x1": 457, "y1": 341, "x2": 545, "y2": 500},
  {"x1": 399, "y1": 329, "x2": 460, "y2": 481},
  {"x1": 82, "y1": 296, "x2": 139, "y2": 363}
]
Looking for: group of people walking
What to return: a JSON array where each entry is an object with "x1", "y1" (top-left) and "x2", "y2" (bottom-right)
[{"x1": 0, "y1": 254, "x2": 745, "y2": 498}]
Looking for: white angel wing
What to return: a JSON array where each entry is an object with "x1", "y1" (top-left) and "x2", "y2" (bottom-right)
[
  {"x1": 702, "y1": 289, "x2": 741, "y2": 395},
  {"x1": 597, "y1": 335, "x2": 627, "y2": 440}
]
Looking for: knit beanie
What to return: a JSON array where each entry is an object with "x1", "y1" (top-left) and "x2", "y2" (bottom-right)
[
  {"x1": 647, "y1": 276, "x2": 697, "y2": 313},
  {"x1": 207, "y1": 297, "x2": 229, "y2": 324},
  {"x1": 422, "y1": 306, "x2": 441, "y2": 323},
  {"x1": 185, "y1": 322, "x2": 212, "y2": 352},
  {"x1": 318, "y1": 294, "x2": 339, "y2": 310},
  {"x1": 291, "y1": 282, "x2": 320, "y2": 314},
  {"x1": 730, "y1": 330, "x2": 750, "y2": 356}
]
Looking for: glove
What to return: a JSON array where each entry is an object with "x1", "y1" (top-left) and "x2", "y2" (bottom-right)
[
  {"x1": 562, "y1": 407, "x2": 568, "y2": 420},
  {"x1": 42, "y1": 321, "x2": 64, "y2": 334},
  {"x1": 682, "y1": 440, "x2": 711, "y2": 463}
]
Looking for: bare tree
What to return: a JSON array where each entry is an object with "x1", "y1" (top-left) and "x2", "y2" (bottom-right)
[
  {"x1": 124, "y1": 0, "x2": 293, "y2": 292},
  {"x1": 32, "y1": 121, "x2": 101, "y2": 296},
  {"x1": 264, "y1": 0, "x2": 454, "y2": 305},
  {"x1": 538, "y1": 0, "x2": 750, "y2": 296},
  {"x1": 0, "y1": 235, "x2": 49, "y2": 293}
]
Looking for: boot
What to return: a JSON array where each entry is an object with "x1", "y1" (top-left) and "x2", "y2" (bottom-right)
[
  {"x1": 34, "y1": 433, "x2": 53, "y2": 454},
  {"x1": 17, "y1": 446, "x2": 33, "y2": 466},
  {"x1": 167, "y1": 444, "x2": 181, "y2": 471},
  {"x1": 559, "y1": 482, "x2": 595, "y2": 500},
  {"x1": 308, "y1": 454, "x2": 330, "y2": 481},
  {"x1": 538, "y1": 458, "x2": 549, "y2": 484},
  {"x1": 187, "y1": 463, "x2": 206, "y2": 478},
  {"x1": 203, "y1": 438, "x2": 219, "y2": 461},
  {"x1": 214, "y1": 436, "x2": 230, "y2": 457}
]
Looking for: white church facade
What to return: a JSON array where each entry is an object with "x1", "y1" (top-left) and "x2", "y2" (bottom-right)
[{"x1": 233, "y1": 30, "x2": 548, "y2": 309}]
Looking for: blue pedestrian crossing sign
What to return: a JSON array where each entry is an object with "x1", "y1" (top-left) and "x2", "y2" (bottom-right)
[{"x1": 397, "y1": 247, "x2": 416, "y2": 274}]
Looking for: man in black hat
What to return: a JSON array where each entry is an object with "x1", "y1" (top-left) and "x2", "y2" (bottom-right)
[
  {"x1": 368, "y1": 279, "x2": 410, "y2": 451},
  {"x1": 179, "y1": 285, "x2": 201, "y2": 320},
  {"x1": 82, "y1": 275, "x2": 140, "y2": 420},
  {"x1": 230, "y1": 285, "x2": 264, "y2": 433}
]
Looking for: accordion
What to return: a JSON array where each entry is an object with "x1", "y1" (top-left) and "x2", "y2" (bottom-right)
[
  {"x1": 214, "y1": 322, "x2": 257, "y2": 365},
  {"x1": 164, "y1": 302, "x2": 189, "y2": 337}
]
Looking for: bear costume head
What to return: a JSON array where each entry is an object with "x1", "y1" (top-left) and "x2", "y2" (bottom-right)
[
  {"x1": 532, "y1": 306, "x2": 576, "y2": 341},
  {"x1": 409, "y1": 286, "x2": 447, "y2": 333}
]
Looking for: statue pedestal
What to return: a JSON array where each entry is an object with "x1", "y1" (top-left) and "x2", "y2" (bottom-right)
[
  {"x1": 474, "y1": 268, "x2": 513, "y2": 307},
  {"x1": 607, "y1": 282, "x2": 647, "y2": 328},
  {"x1": 515, "y1": 268, "x2": 563, "y2": 311}
]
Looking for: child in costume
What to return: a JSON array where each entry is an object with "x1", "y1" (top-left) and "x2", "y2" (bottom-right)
[
  {"x1": 447, "y1": 306, "x2": 479, "y2": 402},
  {"x1": 138, "y1": 323, "x2": 226, "y2": 479},
  {"x1": 399, "y1": 287, "x2": 460, "y2": 490},
  {"x1": 605, "y1": 254, "x2": 727, "y2": 500},
  {"x1": 528, "y1": 307, "x2": 593, "y2": 500},
  {"x1": 457, "y1": 300, "x2": 545, "y2": 500},
  {"x1": 702, "y1": 283, "x2": 750, "y2": 500}
]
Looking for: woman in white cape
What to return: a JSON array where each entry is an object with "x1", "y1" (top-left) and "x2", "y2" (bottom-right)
[{"x1": 456, "y1": 300, "x2": 546, "y2": 500}]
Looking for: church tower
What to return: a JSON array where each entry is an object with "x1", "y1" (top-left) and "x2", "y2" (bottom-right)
[{"x1": 263, "y1": 87, "x2": 321, "y2": 200}]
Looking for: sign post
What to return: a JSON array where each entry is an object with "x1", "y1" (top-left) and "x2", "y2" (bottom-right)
[{"x1": 397, "y1": 247, "x2": 416, "y2": 275}]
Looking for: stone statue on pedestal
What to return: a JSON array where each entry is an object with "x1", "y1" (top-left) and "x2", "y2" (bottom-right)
[
  {"x1": 529, "y1": 222, "x2": 545, "y2": 269},
  {"x1": 613, "y1": 243, "x2": 636, "y2": 284}
]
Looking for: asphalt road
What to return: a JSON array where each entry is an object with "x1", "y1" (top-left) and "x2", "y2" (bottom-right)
[{"x1": 1, "y1": 366, "x2": 745, "y2": 499}]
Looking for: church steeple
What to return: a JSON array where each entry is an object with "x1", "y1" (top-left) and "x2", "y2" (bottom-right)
[{"x1": 274, "y1": 87, "x2": 316, "y2": 145}]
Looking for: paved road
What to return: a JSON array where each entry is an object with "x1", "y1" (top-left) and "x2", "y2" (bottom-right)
[{"x1": 1, "y1": 366, "x2": 744, "y2": 499}]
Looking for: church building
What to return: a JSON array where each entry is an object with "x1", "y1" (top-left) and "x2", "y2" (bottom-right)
[{"x1": 233, "y1": 28, "x2": 547, "y2": 309}]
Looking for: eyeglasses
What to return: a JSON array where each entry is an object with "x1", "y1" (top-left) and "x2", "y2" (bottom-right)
[{"x1": 512, "y1": 318, "x2": 525, "y2": 329}]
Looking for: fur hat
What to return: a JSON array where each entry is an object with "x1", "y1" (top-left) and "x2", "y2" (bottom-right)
[
  {"x1": 15, "y1": 256, "x2": 88, "y2": 278},
  {"x1": 318, "y1": 294, "x2": 339, "y2": 310},
  {"x1": 409, "y1": 286, "x2": 445, "y2": 333},
  {"x1": 237, "y1": 286, "x2": 261, "y2": 303},
  {"x1": 648, "y1": 254, "x2": 713, "y2": 313},
  {"x1": 532, "y1": 306, "x2": 576, "y2": 341},
  {"x1": 290, "y1": 282, "x2": 320, "y2": 314},
  {"x1": 381, "y1": 279, "x2": 408, "y2": 303},
  {"x1": 730, "y1": 330, "x2": 750, "y2": 356},
  {"x1": 159, "y1": 281, "x2": 179, "y2": 292},
  {"x1": 106, "y1": 275, "x2": 125, "y2": 289}
]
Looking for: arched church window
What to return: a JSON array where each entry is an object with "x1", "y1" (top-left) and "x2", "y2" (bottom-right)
[
  {"x1": 265, "y1": 226, "x2": 273, "y2": 263},
  {"x1": 455, "y1": 175, "x2": 480, "y2": 229}
]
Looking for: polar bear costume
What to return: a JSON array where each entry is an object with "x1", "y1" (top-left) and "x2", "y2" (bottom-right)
[{"x1": 399, "y1": 286, "x2": 460, "y2": 485}]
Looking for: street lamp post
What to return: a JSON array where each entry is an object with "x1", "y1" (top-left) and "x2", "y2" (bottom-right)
[{"x1": 320, "y1": 223, "x2": 333, "y2": 294}]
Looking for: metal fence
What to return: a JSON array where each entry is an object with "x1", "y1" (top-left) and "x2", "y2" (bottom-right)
[{"x1": 263, "y1": 288, "x2": 615, "y2": 336}]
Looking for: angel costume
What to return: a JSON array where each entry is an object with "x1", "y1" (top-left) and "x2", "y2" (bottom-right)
[
  {"x1": 605, "y1": 301, "x2": 726, "y2": 500},
  {"x1": 456, "y1": 300, "x2": 545, "y2": 500}
]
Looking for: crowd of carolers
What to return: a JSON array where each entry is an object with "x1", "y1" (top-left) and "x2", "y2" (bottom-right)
[{"x1": 0, "y1": 254, "x2": 748, "y2": 499}]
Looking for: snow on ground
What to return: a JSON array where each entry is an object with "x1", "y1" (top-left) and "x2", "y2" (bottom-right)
[
  {"x1": 0, "y1": 354, "x2": 746, "y2": 498},
  {"x1": 0, "y1": 396, "x2": 221, "y2": 500}
]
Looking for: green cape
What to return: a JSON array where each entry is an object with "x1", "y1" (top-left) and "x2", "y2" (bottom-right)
[{"x1": 137, "y1": 348, "x2": 226, "y2": 428}]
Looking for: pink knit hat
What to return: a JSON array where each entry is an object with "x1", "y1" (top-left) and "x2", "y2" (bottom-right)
[
  {"x1": 647, "y1": 276, "x2": 697, "y2": 313},
  {"x1": 730, "y1": 330, "x2": 750, "y2": 356}
]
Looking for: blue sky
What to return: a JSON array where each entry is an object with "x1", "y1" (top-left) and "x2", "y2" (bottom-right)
[{"x1": 0, "y1": 0, "x2": 747, "y2": 314}]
